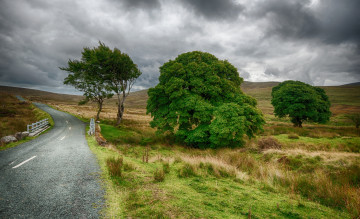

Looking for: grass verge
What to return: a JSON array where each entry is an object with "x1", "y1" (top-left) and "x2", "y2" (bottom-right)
[{"x1": 86, "y1": 124, "x2": 353, "y2": 218}]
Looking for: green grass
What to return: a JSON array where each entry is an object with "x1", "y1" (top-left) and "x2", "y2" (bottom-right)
[
  {"x1": 86, "y1": 124, "x2": 352, "y2": 218},
  {"x1": 275, "y1": 134, "x2": 360, "y2": 152}
]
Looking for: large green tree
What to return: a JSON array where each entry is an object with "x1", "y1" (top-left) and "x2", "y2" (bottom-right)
[
  {"x1": 61, "y1": 44, "x2": 113, "y2": 121},
  {"x1": 147, "y1": 51, "x2": 264, "y2": 148},
  {"x1": 271, "y1": 80, "x2": 331, "y2": 127}
]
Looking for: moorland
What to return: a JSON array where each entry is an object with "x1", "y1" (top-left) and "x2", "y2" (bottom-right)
[{"x1": 1, "y1": 82, "x2": 359, "y2": 218}]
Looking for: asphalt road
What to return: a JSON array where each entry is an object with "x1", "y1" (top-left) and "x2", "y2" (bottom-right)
[{"x1": 0, "y1": 103, "x2": 104, "y2": 218}]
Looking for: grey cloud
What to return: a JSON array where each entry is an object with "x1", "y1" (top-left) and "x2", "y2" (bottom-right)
[
  {"x1": 316, "y1": 0, "x2": 360, "y2": 45},
  {"x1": 251, "y1": 0, "x2": 318, "y2": 40},
  {"x1": 264, "y1": 66, "x2": 281, "y2": 77},
  {"x1": 1, "y1": 0, "x2": 359, "y2": 95},
  {"x1": 239, "y1": 70, "x2": 250, "y2": 80},
  {"x1": 251, "y1": 0, "x2": 360, "y2": 46},
  {"x1": 121, "y1": 0, "x2": 160, "y2": 10},
  {"x1": 181, "y1": 0, "x2": 244, "y2": 21}
]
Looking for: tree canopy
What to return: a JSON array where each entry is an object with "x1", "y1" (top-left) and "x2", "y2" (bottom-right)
[
  {"x1": 146, "y1": 51, "x2": 264, "y2": 148},
  {"x1": 271, "y1": 80, "x2": 331, "y2": 127},
  {"x1": 61, "y1": 42, "x2": 141, "y2": 124},
  {"x1": 101, "y1": 46, "x2": 142, "y2": 125},
  {"x1": 61, "y1": 43, "x2": 113, "y2": 120}
]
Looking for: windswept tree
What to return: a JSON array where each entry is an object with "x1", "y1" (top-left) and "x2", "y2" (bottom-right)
[
  {"x1": 271, "y1": 80, "x2": 331, "y2": 127},
  {"x1": 101, "y1": 46, "x2": 142, "y2": 125},
  {"x1": 147, "y1": 51, "x2": 264, "y2": 149},
  {"x1": 61, "y1": 42, "x2": 141, "y2": 124},
  {"x1": 61, "y1": 43, "x2": 113, "y2": 121}
]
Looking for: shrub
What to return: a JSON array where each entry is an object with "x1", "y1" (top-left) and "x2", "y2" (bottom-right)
[
  {"x1": 106, "y1": 156, "x2": 123, "y2": 177},
  {"x1": 257, "y1": 137, "x2": 282, "y2": 150},
  {"x1": 178, "y1": 163, "x2": 197, "y2": 178},
  {"x1": 154, "y1": 168, "x2": 165, "y2": 182},
  {"x1": 288, "y1": 133, "x2": 299, "y2": 139}
]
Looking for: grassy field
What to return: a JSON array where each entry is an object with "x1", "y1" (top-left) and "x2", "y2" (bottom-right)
[
  {"x1": 1, "y1": 83, "x2": 359, "y2": 217},
  {"x1": 0, "y1": 92, "x2": 54, "y2": 150}
]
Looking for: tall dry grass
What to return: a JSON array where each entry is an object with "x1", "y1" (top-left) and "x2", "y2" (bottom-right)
[
  {"x1": 0, "y1": 93, "x2": 38, "y2": 138},
  {"x1": 171, "y1": 147, "x2": 360, "y2": 217}
]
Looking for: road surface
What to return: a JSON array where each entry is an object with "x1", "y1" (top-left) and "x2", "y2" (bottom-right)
[{"x1": 0, "y1": 103, "x2": 104, "y2": 218}]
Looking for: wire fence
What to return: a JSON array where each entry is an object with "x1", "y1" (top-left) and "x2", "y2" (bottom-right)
[{"x1": 27, "y1": 118, "x2": 49, "y2": 133}]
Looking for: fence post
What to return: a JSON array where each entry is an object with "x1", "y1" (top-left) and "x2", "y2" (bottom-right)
[{"x1": 89, "y1": 118, "x2": 95, "y2": 136}]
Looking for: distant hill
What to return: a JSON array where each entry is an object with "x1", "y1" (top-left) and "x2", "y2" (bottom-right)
[
  {"x1": 340, "y1": 82, "x2": 360, "y2": 86},
  {"x1": 241, "y1": 81, "x2": 280, "y2": 90},
  {"x1": 1, "y1": 82, "x2": 359, "y2": 115},
  {"x1": 0, "y1": 85, "x2": 82, "y2": 103}
]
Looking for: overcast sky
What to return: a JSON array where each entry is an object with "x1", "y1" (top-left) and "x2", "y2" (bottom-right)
[{"x1": 0, "y1": 0, "x2": 359, "y2": 94}]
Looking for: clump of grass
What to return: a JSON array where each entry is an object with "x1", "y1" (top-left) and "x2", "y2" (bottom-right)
[
  {"x1": 162, "y1": 162, "x2": 170, "y2": 174},
  {"x1": 154, "y1": 168, "x2": 165, "y2": 182},
  {"x1": 178, "y1": 163, "x2": 197, "y2": 178},
  {"x1": 123, "y1": 162, "x2": 135, "y2": 171},
  {"x1": 106, "y1": 156, "x2": 123, "y2": 177},
  {"x1": 258, "y1": 136, "x2": 282, "y2": 150},
  {"x1": 199, "y1": 162, "x2": 236, "y2": 178},
  {"x1": 288, "y1": 133, "x2": 299, "y2": 139}
]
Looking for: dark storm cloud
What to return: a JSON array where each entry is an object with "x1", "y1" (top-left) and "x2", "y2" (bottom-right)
[
  {"x1": 251, "y1": 0, "x2": 318, "y2": 39},
  {"x1": 121, "y1": 0, "x2": 160, "y2": 10},
  {"x1": 0, "y1": 0, "x2": 359, "y2": 94},
  {"x1": 316, "y1": 0, "x2": 360, "y2": 45},
  {"x1": 252, "y1": 0, "x2": 360, "y2": 45},
  {"x1": 181, "y1": 0, "x2": 244, "y2": 20}
]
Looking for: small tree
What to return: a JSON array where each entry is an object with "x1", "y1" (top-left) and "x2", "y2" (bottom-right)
[
  {"x1": 271, "y1": 80, "x2": 331, "y2": 127},
  {"x1": 147, "y1": 51, "x2": 264, "y2": 148},
  {"x1": 96, "y1": 44, "x2": 142, "y2": 125},
  {"x1": 61, "y1": 43, "x2": 113, "y2": 121}
]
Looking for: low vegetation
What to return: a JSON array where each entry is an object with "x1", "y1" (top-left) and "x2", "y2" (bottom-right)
[
  {"x1": 87, "y1": 123, "x2": 358, "y2": 218},
  {"x1": 0, "y1": 93, "x2": 54, "y2": 150},
  {"x1": 2, "y1": 82, "x2": 359, "y2": 217}
]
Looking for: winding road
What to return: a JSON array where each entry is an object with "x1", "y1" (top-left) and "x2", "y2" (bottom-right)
[{"x1": 0, "y1": 103, "x2": 104, "y2": 218}]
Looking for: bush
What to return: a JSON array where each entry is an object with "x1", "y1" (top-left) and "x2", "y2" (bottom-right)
[
  {"x1": 106, "y1": 157, "x2": 123, "y2": 177},
  {"x1": 258, "y1": 137, "x2": 282, "y2": 150},
  {"x1": 154, "y1": 168, "x2": 165, "y2": 182},
  {"x1": 288, "y1": 133, "x2": 299, "y2": 139}
]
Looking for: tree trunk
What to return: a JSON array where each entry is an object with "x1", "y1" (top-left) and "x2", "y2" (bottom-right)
[
  {"x1": 116, "y1": 92, "x2": 126, "y2": 125},
  {"x1": 292, "y1": 117, "x2": 303, "y2": 128},
  {"x1": 96, "y1": 100, "x2": 103, "y2": 121}
]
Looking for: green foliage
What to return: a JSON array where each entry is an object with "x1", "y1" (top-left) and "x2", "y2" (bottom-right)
[
  {"x1": 147, "y1": 51, "x2": 264, "y2": 148},
  {"x1": 61, "y1": 42, "x2": 114, "y2": 120},
  {"x1": 271, "y1": 81, "x2": 331, "y2": 127},
  {"x1": 97, "y1": 43, "x2": 142, "y2": 125},
  {"x1": 61, "y1": 41, "x2": 141, "y2": 123}
]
